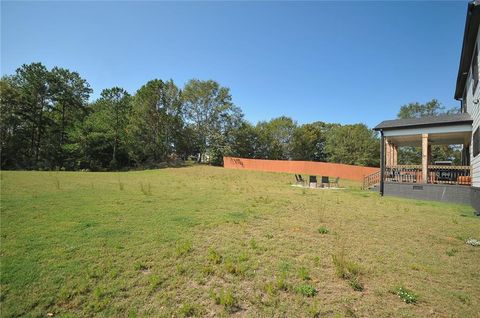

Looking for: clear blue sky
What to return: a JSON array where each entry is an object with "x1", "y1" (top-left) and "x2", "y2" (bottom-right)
[{"x1": 1, "y1": 1, "x2": 469, "y2": 128}]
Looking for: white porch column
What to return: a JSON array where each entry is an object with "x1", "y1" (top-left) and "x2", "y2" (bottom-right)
[{"x1": 422, "y1": 134, "x2": 429, "y2": 183}]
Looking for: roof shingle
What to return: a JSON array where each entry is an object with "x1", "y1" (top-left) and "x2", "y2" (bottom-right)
[{"x1": 373, "y1": 113, "x2": 473, "y2": 131}]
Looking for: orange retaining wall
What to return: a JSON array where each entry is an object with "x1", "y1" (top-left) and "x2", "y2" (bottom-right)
[{"x1": 223, "y1": 157, "x2": 379, "y2": 181}]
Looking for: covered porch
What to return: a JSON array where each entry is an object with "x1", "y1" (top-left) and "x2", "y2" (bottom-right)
[{"x1": 373, "y1": 113, "x2": 473, "y2": 194}]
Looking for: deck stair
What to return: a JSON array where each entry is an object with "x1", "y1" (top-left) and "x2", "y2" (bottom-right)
[{"x1": 362, "y1": 170, "x2": 380, "y2": 190}]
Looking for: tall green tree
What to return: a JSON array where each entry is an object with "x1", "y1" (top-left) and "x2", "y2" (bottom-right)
[
  {"x1": 291, "y1": 121, "x2": 335, "y2": 161},
  {"x1": 0, "y1": 77, "x2": 26, "y2": 168},
  {"x1": 255, "y1": 116, "x2": 297, "y2": 160},
  {"x1": 128, "y1": 79, "x2": 183, "y2": 166},
  {"x1": 325, "y1": 124, "x2": 379, "y2": 166},
  {"x1": 182, "y1": 79, "x2": 243, "y2": 163},
  {"x1": 75, "y1": 87, "x2": 131, "y2": 169},
  {"x1": 397, "y1": 99, "x2": 461, "y2": 164},
  {"x1": 48, "y1": 67, "x2": 92, "y2": 168},
  {"x1": 229, "y1": 121, "x2": 258, "y2": 158},
  {"x1": 397, "y1": 99, "x2": 458, "y2": 119},
  {"x1": 10, "y1": 63, "x2": 51, "y2": 168},
  {"x1": 1, "y1": 63, "x2": 91, "y2": 169}
]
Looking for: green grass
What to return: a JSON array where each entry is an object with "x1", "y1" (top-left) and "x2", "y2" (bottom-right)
[{"x1": 1, "y1": 166, "x2": 479, "y2": 317}]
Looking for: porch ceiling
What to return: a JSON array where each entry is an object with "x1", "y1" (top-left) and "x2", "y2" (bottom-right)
[{"x1": 386, "y1": 131, "x2": 471, "y2": 147}]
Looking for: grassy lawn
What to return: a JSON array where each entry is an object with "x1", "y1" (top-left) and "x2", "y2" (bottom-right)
[{"x1": 1, "y1": 165, "x2": 479, "y2": 317}]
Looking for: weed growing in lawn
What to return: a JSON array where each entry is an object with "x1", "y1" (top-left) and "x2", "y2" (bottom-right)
[
  {"x1": 134, "y1": 262, "x2": 148, "y2": 271},
  {"x1": 394, "y1": 286, "x2": 418, "y2": 304},
  {"x1": 332, "y1": 251, "x2": 364, "y2": 291},
  {"x1": 249, "y1": 238, "x2": 258, "y2": 250},
  {"x1": 207, "y1": 248, "x2": 222, "y2": 264},
  {"x1": 180, "y1": 303, "x2": 199, "y2": 317},
  {"x1": 54, "y1": 176, "x2": 61, "y2": 189},
  {"x1": 238, "y1": 251, "x2": 249, "y2": 262},
  {"x1": 318, "y1": 226, "x2": 329, "y2": 234},
  {"x1": 308, "y1": 302, "x2": 321, "y2": 318},
  {"x1": 279, "y1": 260, "x2": 292, "y2": 273},
  {"x1": 201, "y1": 264, "x2": 215, "y2": 276},
  {"x1": 348, "y1": 276, "x2": 364, "y2": 291},
  {"x1": 175, "y1": 241, "x2": 193, "y2": 257},
  {"x1": 298, "y1": 266, "x2": 311, "y2": 281},
  {"x1": 176, "y1": 264, "x2": 188, "y2": 275},
  {"x1": 451, "y1": 291, "x2": 471, "y2": 304},
  {"x1": 224, "y1": 257, "x2": 248, "y2": 276},
  {"x1": 262, "y1": 281, "x2": 278, "y2": 296},
  {"x1": 211, "y1": 288, "x2": 238, "y2": 312},
  {"x1": 446, "y1": 248, "x2": 458, "y2": 256},
  {"x1": 149, "y1": 274, "x2": 163, "y2": 292},
  {"x1": 118, "y1": 180, "x2": 124, "y2": 191},
  {"x1": 140, "y1": 182, "x2": 151, "y2": 195},
  {"x1": 296, "y1": 284, "x2": 318, "y2": 297},
  {"x1": 276, "y1": 272, "x2": 289, "y2": 291}
]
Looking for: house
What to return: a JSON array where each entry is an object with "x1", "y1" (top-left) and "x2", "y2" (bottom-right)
[{"x1": 370, "y1": 1, "x2": 480, "y2": 212}]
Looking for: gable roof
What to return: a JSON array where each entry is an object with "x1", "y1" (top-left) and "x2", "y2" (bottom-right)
[
  {"x1": 373, "y1": 113, "x2": 473, "y2": 131},
  {"x1": 455, "y1": 0, "x2": 480, "y2": 100}
]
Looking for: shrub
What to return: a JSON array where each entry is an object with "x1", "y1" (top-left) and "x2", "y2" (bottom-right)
[
  {"x1": 317, "y1": 227, "x2": 329, "y2": 234},
  {"x1": 296, "y1": 284, "x2": 318, "y2": 297},
  {"x1": 395, "y1": 286, "x2": 418, "y2": 304}
]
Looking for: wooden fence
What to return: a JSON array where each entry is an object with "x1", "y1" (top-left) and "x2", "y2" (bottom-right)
[{"x1": 223, "y1": 157, "x2": 379, "y2": 182}]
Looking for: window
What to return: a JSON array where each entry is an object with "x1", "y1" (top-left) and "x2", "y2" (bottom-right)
[
  {"x1": 473, "y1": 45, "x2": 479, "y2": 93},
  {"x1": 474, "y1": 127, "x2": 480, "y2": 158}
]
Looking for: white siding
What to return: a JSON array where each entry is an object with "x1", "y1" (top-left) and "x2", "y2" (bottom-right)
[{"x1": 465, "y1": 28, "x2": 480, "y2": 187}]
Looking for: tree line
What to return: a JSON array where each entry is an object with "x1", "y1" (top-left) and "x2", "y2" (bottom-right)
[{"x1": 1, "y1": 63, "x2": 383, "y2": 171}]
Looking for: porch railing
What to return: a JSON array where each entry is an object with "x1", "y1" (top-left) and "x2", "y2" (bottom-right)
[
  {"x1": 427, "y1": 165, "x2": 471, "y2": 185},
  {"x1": 385, "y1": 165, "x2": 422, "y2": 183},
  {"x1": 384, "y1": 165, "x2": 471, "y2": 185},
  {"x1": 362, "y1": 170, "x2": 381, "y2": 189}
]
